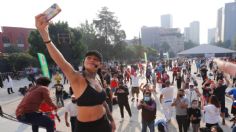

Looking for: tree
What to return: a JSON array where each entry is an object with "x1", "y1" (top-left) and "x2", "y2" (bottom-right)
[
  {"x1": 214, "y1": 40, "x2": 231, "y2": 49},
  {"x1": 160, "y1": 42, "x2": 170, "y2": 52},
  {"x1": 93, "y1": 7, "x2": 126, "y2": 45},
  {"x1": 233, "y1": 37, "x2": 236, "y2": 50},
  {"x1": 4, "y1": 45, "x2": 23, "y2": 53},
  {"x1": 28, "y1": 21, "x2": 86, "y2": 66},
  {"x1": 131, "y1": 36, "x2": 140, "y2": 45},
  {"x1": 7, "y1": 53, "x2": 37, "y2": 71},
  {"x1": 79, "y1": 20, "x2": 97, "y2": 50},
  {"x1": 184, "y1": 41, "x2": 198, "y2": 50}
]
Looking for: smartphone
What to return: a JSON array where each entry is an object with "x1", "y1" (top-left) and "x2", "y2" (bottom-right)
[{"x1": 43, "y1": 3, "x2": 61, "y2": 21}]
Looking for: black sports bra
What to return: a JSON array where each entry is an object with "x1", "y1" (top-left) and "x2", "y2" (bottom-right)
[{"x1": 76, "y1": 80, "x2": 106, "y2": 106}]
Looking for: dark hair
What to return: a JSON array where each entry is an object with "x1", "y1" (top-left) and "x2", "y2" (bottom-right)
[
  {"x1": 85, "y1": 50, "x2": 103, "y2": 62},
  {"x1": 157, "y1": 123, "x2": 165, "y2": 132},
  {"x1": 178, "y1": 89, "x2": 184, "y2": 92},
  {"x1": 192, "y1": 100, "x2": 198, "y2": 104},
  {"x1": 97, "y1": 68, "x2": 104, "y2": 88},
  {"x1": 209, "y1": 95, "x2": 220, "y2": 108},
  {"x1": 36, "y1": 77, "x2": 51, "y2": 86},
  {"x1": 211, "y1": 125, "x2": 223, "y2": 132},
  {"x1": 165, "y1": 80, "x2": 170, "y2": 85}
]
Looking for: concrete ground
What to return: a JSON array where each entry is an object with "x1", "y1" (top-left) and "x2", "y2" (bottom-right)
[{"x1": 0, "y1": 63, "x2": 234, "y2": 132}]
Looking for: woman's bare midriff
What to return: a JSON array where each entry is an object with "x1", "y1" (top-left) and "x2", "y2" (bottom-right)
[{"x1": 77, "y1": 104, "x2": 106, "y2": 122}]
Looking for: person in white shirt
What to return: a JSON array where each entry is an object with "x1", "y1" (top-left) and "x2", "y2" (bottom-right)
[
  {"x1": 159, "y1": 80, "x2": 174, "y2": 122},
  {"x1": 131, "y1": 72, "x2": 140, "y2": 102},
  {"x1": 4, "y1": 75, "x2": 14, "y2": 94},
  {"x1": 65, "y1": 95, "x2": 77, "y2": 132},
  {"x1": 184, "y1": 83, "x2": 201, "y2": 107},
  {"x1": 204, "y1": 95, "x2": 221, "y2": 129}
]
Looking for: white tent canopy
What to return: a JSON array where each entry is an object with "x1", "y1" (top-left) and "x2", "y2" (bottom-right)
[{"x1": 178, "y1": 44, "x2": 236, "y2": 55}]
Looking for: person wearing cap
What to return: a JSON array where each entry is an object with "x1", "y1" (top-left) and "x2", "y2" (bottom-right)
[
  {"x1": 53, "y1": 80, "x2": 64, "y2": 107},
  {"x1": 54, "y1": 72, "x2": 62, "y2": 83},
  {"x1": 35, "y1": 14, "x2": 115, "y2": 132},
  {"x1": 64, "y1": 95, "x2": 77, "y2": 132},
  {"x1": 184, "y1": 83, "x2": 201, "y2": 108},
  {"x1": 184, "y1": 82, "x2": 201, "y2": 129},
  {"x1": 15, "y1": 77, "x2": 57, "y2": 132},
  {"x1": 114, "y1": 81, "x2": 132, "y2": 120}
]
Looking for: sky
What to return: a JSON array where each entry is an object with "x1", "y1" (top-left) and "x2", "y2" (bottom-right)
[{"x1": 0, "y1": 0, "x2": 235, "y2": 44}]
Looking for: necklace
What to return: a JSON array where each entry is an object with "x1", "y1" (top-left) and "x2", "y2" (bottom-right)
[{"x1": 84, "y1": 70, "x2": 96, "y2": 79}]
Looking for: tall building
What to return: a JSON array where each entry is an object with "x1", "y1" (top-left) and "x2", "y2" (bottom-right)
[
  {"x1": 161, "y1": 14, "x2": 173, "y2": 28},
  {"x1": 189, "y1": 21, "x2": 200, "y2": 44},
  {"x1": 0, "y1": 26, "x2": 34, "y2": 52},
  {"x1": 224, "y1": 2, "x2": 236, "y2": 45},
  {"x1": 141, "y1": 26, "x2": 184, "y2": 54},
  {"x1": 184, "y1": 27, "x2": 190, "y2": 42},
  {"x1": 216, "y1": 7, "x2": 224, "y2": 42},
  {"x1": 208, "y1": 28, "x2": 216, "y2": 44}
]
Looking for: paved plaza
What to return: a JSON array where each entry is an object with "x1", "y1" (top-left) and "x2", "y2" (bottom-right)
[{"x1": 0, "y1": 65, "x2": 234, "y2": 132}]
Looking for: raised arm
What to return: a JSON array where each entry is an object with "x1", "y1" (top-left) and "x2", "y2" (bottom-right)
[
  {"x1": 35, "y1": 14, "x2": 79, "y2": 83},
  {"x1": 214, "y1": 59, "x2": 236, "y2": 76}
]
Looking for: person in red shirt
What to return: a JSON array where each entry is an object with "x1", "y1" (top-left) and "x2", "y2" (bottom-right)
[
  {"x1": 16, "y1": 77, "x2": 57, "y2": 132},
  {"x1": 110, "y1": 74, "x2": 119, "y2": 93},
  {"x1": 39, "y1": 102, "x2": 60, "y2": 130},
  {"x1": 172, "y1": 64, "x2": 180, "y2": 84}
]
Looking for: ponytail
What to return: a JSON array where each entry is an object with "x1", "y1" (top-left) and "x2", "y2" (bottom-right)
[{"x1": 97, "y1": 68, "x2": 104, "y2": 88}]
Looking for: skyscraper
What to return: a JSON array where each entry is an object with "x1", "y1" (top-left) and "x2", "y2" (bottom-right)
[
  {"x1": 184, "y1": 27, "x2": 190, "y2": 42},
  {"x1": 161, "y1": 14, "x2": 173, "y2": 28},
  {"x1": 216, "y1": 7, "x2": 224, "y2": 42},
  {"x1": 189, "y1": 21, "x2": 200, "y2": 44},
  {"x1": 208, "y1": 28, "x2": 216, "y2": 44},
  {"x1": 224, "y1": 2, "x2": 236, "y2": 46}
]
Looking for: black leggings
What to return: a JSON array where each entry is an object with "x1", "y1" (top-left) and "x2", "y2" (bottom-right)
[
  {"x1": 176, "y1": 115, "x2": 188, "y2": 132},
  {"x1": 75, "y1": 115, "x2": 111, "y2": 132},
  {"x1": 118, "y1": 102, "x2": 132, "y2": 118}
]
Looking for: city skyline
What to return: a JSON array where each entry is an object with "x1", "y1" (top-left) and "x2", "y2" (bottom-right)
[{"x1": 0, "y1": 0, "x2": 234, "y2": 44}]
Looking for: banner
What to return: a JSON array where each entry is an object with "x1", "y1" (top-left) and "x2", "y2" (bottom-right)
[
  {"x1": 144, "y1": 52, "x2": 147, "y2": 63},
  {"x1": 163, "y1": 52, "x2": 169, "y2": 59},
  {"x1": 37, "y1": 53, "x2": 50, "y2": 78}
]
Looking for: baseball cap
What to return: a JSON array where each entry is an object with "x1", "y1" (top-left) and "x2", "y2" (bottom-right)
[{"x1": 85, "y1": 50, "x2": 103, "y2": 62}]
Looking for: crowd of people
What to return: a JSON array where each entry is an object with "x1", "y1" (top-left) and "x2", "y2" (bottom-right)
[{"x1": 1, "y1": 13, "x2": 235, "y2": 132}]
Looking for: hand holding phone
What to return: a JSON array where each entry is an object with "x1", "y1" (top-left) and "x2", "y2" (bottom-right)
[{"x1": 43, "y1": 3, "x2": 61, "y2": 21}]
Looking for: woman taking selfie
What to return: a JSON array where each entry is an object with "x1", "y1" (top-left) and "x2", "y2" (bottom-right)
[{"x1": 35, "y1": 14, "x2": 115, "y2": 132}]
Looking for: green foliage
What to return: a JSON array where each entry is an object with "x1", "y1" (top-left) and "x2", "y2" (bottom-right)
[
  {"x1": 160, "y1": 42, "x2": 170, "y2": 52},
  {"x1": 28, "y1": 21, "x2": 86, "y2": 66},
  {"x1": 214, "y1": 40, "x2": 231, "y2": 49},
  {"x1": 4, "y1": 45, "x2": 23, "y2": 53},
  {"x1": 7, "y1": 53, "x2": 37, "y2": 71},
  {"x1": 233, "y1": 37, "x2": 236, "y2": 50},
  {"x1": 184, "y1": 41, "x2": 198, "y2": 50},
  {"x1": 93, "y1": 7, "x2": 126, "y2": 45},
  {"x1": 28, "y1": 7, "x2": 157, "y2": 64}
]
